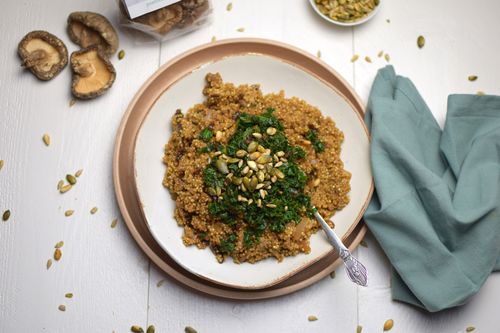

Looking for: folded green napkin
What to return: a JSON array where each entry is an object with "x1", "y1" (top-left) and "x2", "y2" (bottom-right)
[{"x1": 363, "y1": 66, "x2": 500, "y2": 312}]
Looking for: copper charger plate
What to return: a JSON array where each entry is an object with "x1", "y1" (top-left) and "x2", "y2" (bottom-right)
[{"x1": 113, "y1": 38, "x2": 369, "y2": 299}]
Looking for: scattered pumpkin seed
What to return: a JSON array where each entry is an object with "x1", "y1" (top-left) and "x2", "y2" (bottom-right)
[
  {"x1": 351, "y1": 54, "x2": 359, "y2": 62},
  {"x1": 185, "y1": 327, "x2": 197, "y2": 333},
  {"x1": 90, "y1": 207, "x2": 98, "y2": 214},
  {"x1": 60, "y1": 184, "x2": 72, "y2": 193},
  {"x1": 147, "y1": 325, "x2": 155, "y2": 333},
  {"x1": 0, "y1": 159, "x2": 4, "y2": 171},
  {"x1": 156, "y1": 279, "x2": 165, "y2": 287},
  {"x1": 365, "y1": 56, "x2": 372, "y2": 63},
  {"x1": 64, "y1": 210, "x2": 74, "y2": 217},
  {"x1": 55, "y1": 241, "x2": 64, "y2": 248},
  {"x1": 57, "y1": 180, "x2": 64, "y2": 190},
  {"x1": 66, "y1": 174, "x2": 77, "y2": 185},
  {"x1": 65, "y1": 293, "x2": 73, "y2": 298},
  {"x1": 383, "y1": 319, "x2": 394, "y2": 331},
  {"x1": 308, "y1": 315, "x2": 318, "y2": 322},
  {"x1": 466, "y1": 327, "x2": 475, "y2": 332},
  {"x1": 266, "y1": 127, "x2": 277, "y2": 135},
  {"x1": 226, "y1": 2, "x2": 233, "y2": 11},
  {"x1": 477, "y1": 91, "x2": 485, "y2": 96},
  {"x1": 377, "y1": 50, "x2": 383, "y2": 57},
  {"x1": 58, "y1": 304, "x2": 66, "y2": 312},
  {"x1": 118, "y1": 50, "x2": 125, "y2": 60},
  {"x1": 330, "y1": 270, "x2": 336, "y2": 279},
  {"x1": 46, "y1": 259, "x2": 53, "y2": 270},
  {"x1": 357, "y1": 325, "x2": 363, "y2": 333},
  {"x1": 75, "y1": 169, "x2": 83, "y2": 177},
  {"x1": 417, "y1": 35, "x2": 425, "y2": 49},
  {"x1": 111, "y1": 218, "x2": 118, "y2": 228},
  {"x1": 317, "y1": 50, "x2": 321, "y2": 58},
  {"x1": 2, "y1": 210, "x2": 10, "y2": 221},
  {"x1": 131, "y1": 326, "x2": 144, "y2": 333},
  {"x1": 42, "y1": 134, "x2": 51, "y2": 146},
  {"x1": 386, "y1": 18, "x2": 391, "y2": 23},
  {"x1": 236, "y1": 27, "x2": 245, "y2": 32},
  {"x1": 211, "y1": 36, "x2": 216, "y2": 42},
  {"x1": 54, "y1": 248, "x2": 62, "y2": 261},
  {"x1": 384, "y1": 53, "x2": 391, "y2": 62},
  {"x1": 69, "y1": 98, "x2": 77, "y2": 107},
  {"x1": 360, "y1": 240, "x2": 368, "y2": 247},
  {"x1": 468, "y1": 75, "x2": 478, "y2": 82}
]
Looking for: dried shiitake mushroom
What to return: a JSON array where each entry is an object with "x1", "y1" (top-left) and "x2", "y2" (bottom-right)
[
  {"x1": 134, "y1": 4, "x2": 184, "y2": 35},
  {"x1": 70, "y1": 47, "x2": 116, "y2": 100},
  {"x1": 178, "y1": 0, "x2": 209, "y2": 28},
  {"x1": 17, "y1": 30, "x2": 68, "y2": 81},
  {"x1": 67, "y1": 11, "x2": 119, "y2": 57}
]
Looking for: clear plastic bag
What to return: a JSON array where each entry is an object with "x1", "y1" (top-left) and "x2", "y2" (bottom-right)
[{"x1": 118, "y1": 0, "x2": 213, "y2": 42}]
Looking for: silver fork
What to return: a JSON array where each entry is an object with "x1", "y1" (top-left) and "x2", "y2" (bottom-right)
[{"x1": 313, "y1": 208, "x2": 368, "y2": 286}]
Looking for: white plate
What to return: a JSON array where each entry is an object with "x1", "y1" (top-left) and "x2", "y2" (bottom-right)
[{"x1": 134, "y1": 53, "x2": 372, "y2": 289}]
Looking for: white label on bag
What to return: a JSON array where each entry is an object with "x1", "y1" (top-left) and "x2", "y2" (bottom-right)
[{"x1": 122, "y1": 0, "x2": 181, "y2": 19}]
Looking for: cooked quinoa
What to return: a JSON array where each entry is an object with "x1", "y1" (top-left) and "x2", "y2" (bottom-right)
[{"x1": 163, "y1": 73, "x2": 351, "y2": 263}]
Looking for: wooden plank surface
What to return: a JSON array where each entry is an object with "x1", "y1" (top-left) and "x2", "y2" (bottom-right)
[{"x1": 0, "y1": 0, "x2": 498, "y2": 332}]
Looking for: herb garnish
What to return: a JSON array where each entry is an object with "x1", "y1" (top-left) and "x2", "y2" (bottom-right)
[
  {"x1": 305, "y1": 129, "x2": 325, "y2": 153},
  {"x1": 199, "y1": 108, "x2": 313, "y2": 252},
  {"x1": 198, "y1": 127, "x2": 213, "y2": 142}
]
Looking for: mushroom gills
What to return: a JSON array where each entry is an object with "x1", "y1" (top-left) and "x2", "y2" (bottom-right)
[{"x1": 72, "y1": 49, "x2": 112, "y2": 94}]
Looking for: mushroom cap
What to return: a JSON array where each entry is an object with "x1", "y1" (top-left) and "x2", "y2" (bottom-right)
[
  {"x1": 70, "y1": 46, "x2": 116, "y2": 100},
  {"x1": 17, "y1": 30, "x2": 68, "y2": 81},
  {"x1": 67, "y1": 11, "x2": 119, "y2": 57},
  {"x1": 133, "y1": 4, "x2": 183, "y2": 35}
]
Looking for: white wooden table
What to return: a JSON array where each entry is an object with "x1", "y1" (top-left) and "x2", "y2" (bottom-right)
[{"x1": 1, "y1": 0, "x2": 499, "y2": 332}]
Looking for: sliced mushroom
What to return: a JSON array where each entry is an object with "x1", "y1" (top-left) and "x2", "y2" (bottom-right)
[
  {"x1": 133, "y1": 4, "x2": 183, "y2": 35},
  {"x1": 70, "y1": 47, "x2": 116, "y2": 100},
  {"x1": 17, "y1": 30, "x2": 68, "y2": 81},
  {"x1": 67, "y1": 12, "x2": 119, "y2": 57}
]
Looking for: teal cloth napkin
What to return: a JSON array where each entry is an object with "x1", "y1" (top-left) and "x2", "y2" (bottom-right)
[{"x1": 363, "y1": 66, "x2": 500, "y2": 312}]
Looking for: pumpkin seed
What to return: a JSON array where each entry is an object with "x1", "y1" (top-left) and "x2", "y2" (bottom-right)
[
  {"x1": 46, "y1": 259, "x2": 52, "y2": 269},
  {"x1": 383, "y1": 319, "x2": 394, "y2": 331},
  {"x1": 417, "y1": 35, "x2": 425, "y2": 48},
  {"x1": 247, "y1": 160, "x2": 258, "y2": 171},
  {"x1": 247, "y1": 141, "x2": 258, "y2": 153},
  {"x1": 215, "y1": 159, "x2": 229, "y2": 174},
  {"x1": 274, "y1": 161, "x2": 283, "y2": 168},
  {"x1": 330, "y1": 270, "x2": 336, "y2": 279},
  {"x1": 64, "y1": 210, "x2": 74, "y2": 217},
  {"x1": 60, "y1": 184, "x2": 72, "y2": 193},
  {"x1": 156, "y1": 279, "x2": 165, "y2": 287},
  {"x1": 55, "y1": 241, "x2": 64, "y2": 248},
  {"x1": 58, "y1": 304, "x2": 66, "y2": 312},
  {"x1": 185, "y1": 327, "x2": 197, "y2": 333},
  {"x1": 384, "y1": 53, "x2": 391, "y2": 62},
  {"x1": 386, "y1": 18, "x2": 391, "y2": 23},
  {"x1": 118, "y1": 50, "x2": 125, "y2": 60},
  {"x1": 69, "y1": 98, "x2": 77, "y2": 107},
  {"x1": 249, "y1": 151, "x2": 261, "y2": 160},
  {"x1": 227, "y1": 157, "x2": 240, "y2": 164},
  {"x1": 236, "y1": 150, "x2": 247, "y2": 157},
  {"x1": 2, "y1": 210, "x2": 10, "y2": 221},
  {"x1": 308, "y1": 315, "x2": 318, "y2": 322},
  {"x1": 66, "y1": 174, "x2": 77, "y2": 185},
  {"x1": 226, "y1": 2, "x2": 233, "y2": 11},
  {"x1": 42, "y1": 134, "x2": 51, "y2": 146},
  {"x1": 111, "y1": 219, "x2": 118, "y2": 228},
  {"x1": 257, "y1": 145, "x2": 266, "y2": 153},
  {"x1": 236, "y1": 27, "x2": 245, "y2": 32},
  {"x1": 477, "y1": 90, "x2": 485, "y2": 96},
  {"x1": 146, "y1": 325, "x2": 155, "y2": 333},
  {"x1": 316, "y1": 50, "x2": 321, "y2": 58},
  {"x1": 131, "y1": 326, "x2": 144, "y2": 333},
  {"x1": 232, "y1": 177, "x2": 242, "y2": 185},
  {"x1": 275, "y1": 169, "x2": 285, "y2": 179},
  {"x1": 252, "y1": 132, "x2": 262, "y2": 139},
  {"x1": 211, "y1": 36, "x2": 217, "y2": 42},
  {"x1": 266, "y1": 127, "x2": 277, "y2": 135},
  {"x1": 259, "y1": 189, "x2": 266, "y2": 199},
  {"x1": 54, "y1": 248, "x2": 62, "y2": 261},
  {"x1": 57, "y1": 180, "x2": 64, "y2": 190},
  {"x1": 215, "y1": 130, "x2": 223, "y2": 141},
  {"x1": 256, "y1": 154, "x2": 272, "y2": 164},
  {"x1": 90, "y1": 207, "x2": 98, "y2": 214},
  {"x1": 351, "y1": 54, "x2": 359, "y2": 62},
  {"x1": 377, "y1": 50, "x2": 384, "y2": 57},
  {"x1": 0, "y1": 159, "x2": 4, "y2": 171},
  {"x1": 356, "y1": 325, "x2": 363, "y2": 333},
  {"x1": 360, "y1": 240, "x2": 368, "y2": 247},
  {"x1": 75, "y1": 169, "x2": 83, "y2": 177},
  {"x1": 313, "y1": 178, "x2": 320, "y2": 187},
  {"x1": 468, "y1": 75, "x2": 478, "y2": 82},
  {"x1": 465, "y1": 327, "x2": 475, "y2": 332},
  {"x1": 276, "y1": 151, "x2": 285, "y2": 157},
  {"x1": 365, "y1": 56, "x2": 372, "y2": 63},
  {"x1": 65, "y1": 293, "x2": 73, "y2": 298},
  {"x1": 266, "y1": 203, "x2": 276, "y2": 208}
]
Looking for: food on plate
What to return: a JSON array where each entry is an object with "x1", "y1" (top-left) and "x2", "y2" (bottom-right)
[
  {"x1": 313, "y1": 0, "x2": 379, "y2": 23},
  {"x1": 17, "y1": 30, "x2": 68, "y2": 81},
  {"x1": 67, "y1": 11, "x2": 119, "y2": 57},
  {"x1": 163, "y1": 73, "x2": 351, "y2": 263},
  {"x1": 70, "y1": 47, "x2": 116, "y2": 99}
]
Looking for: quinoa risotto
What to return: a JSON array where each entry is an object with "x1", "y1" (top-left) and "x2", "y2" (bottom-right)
[{"x1": 163, "y1": 73, "x2": 351, "y2": 263}]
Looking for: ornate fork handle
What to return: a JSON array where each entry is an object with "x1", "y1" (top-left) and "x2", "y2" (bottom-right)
[{"x1": 313, "y1": 209, "x2": 368, "y2": 286}]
